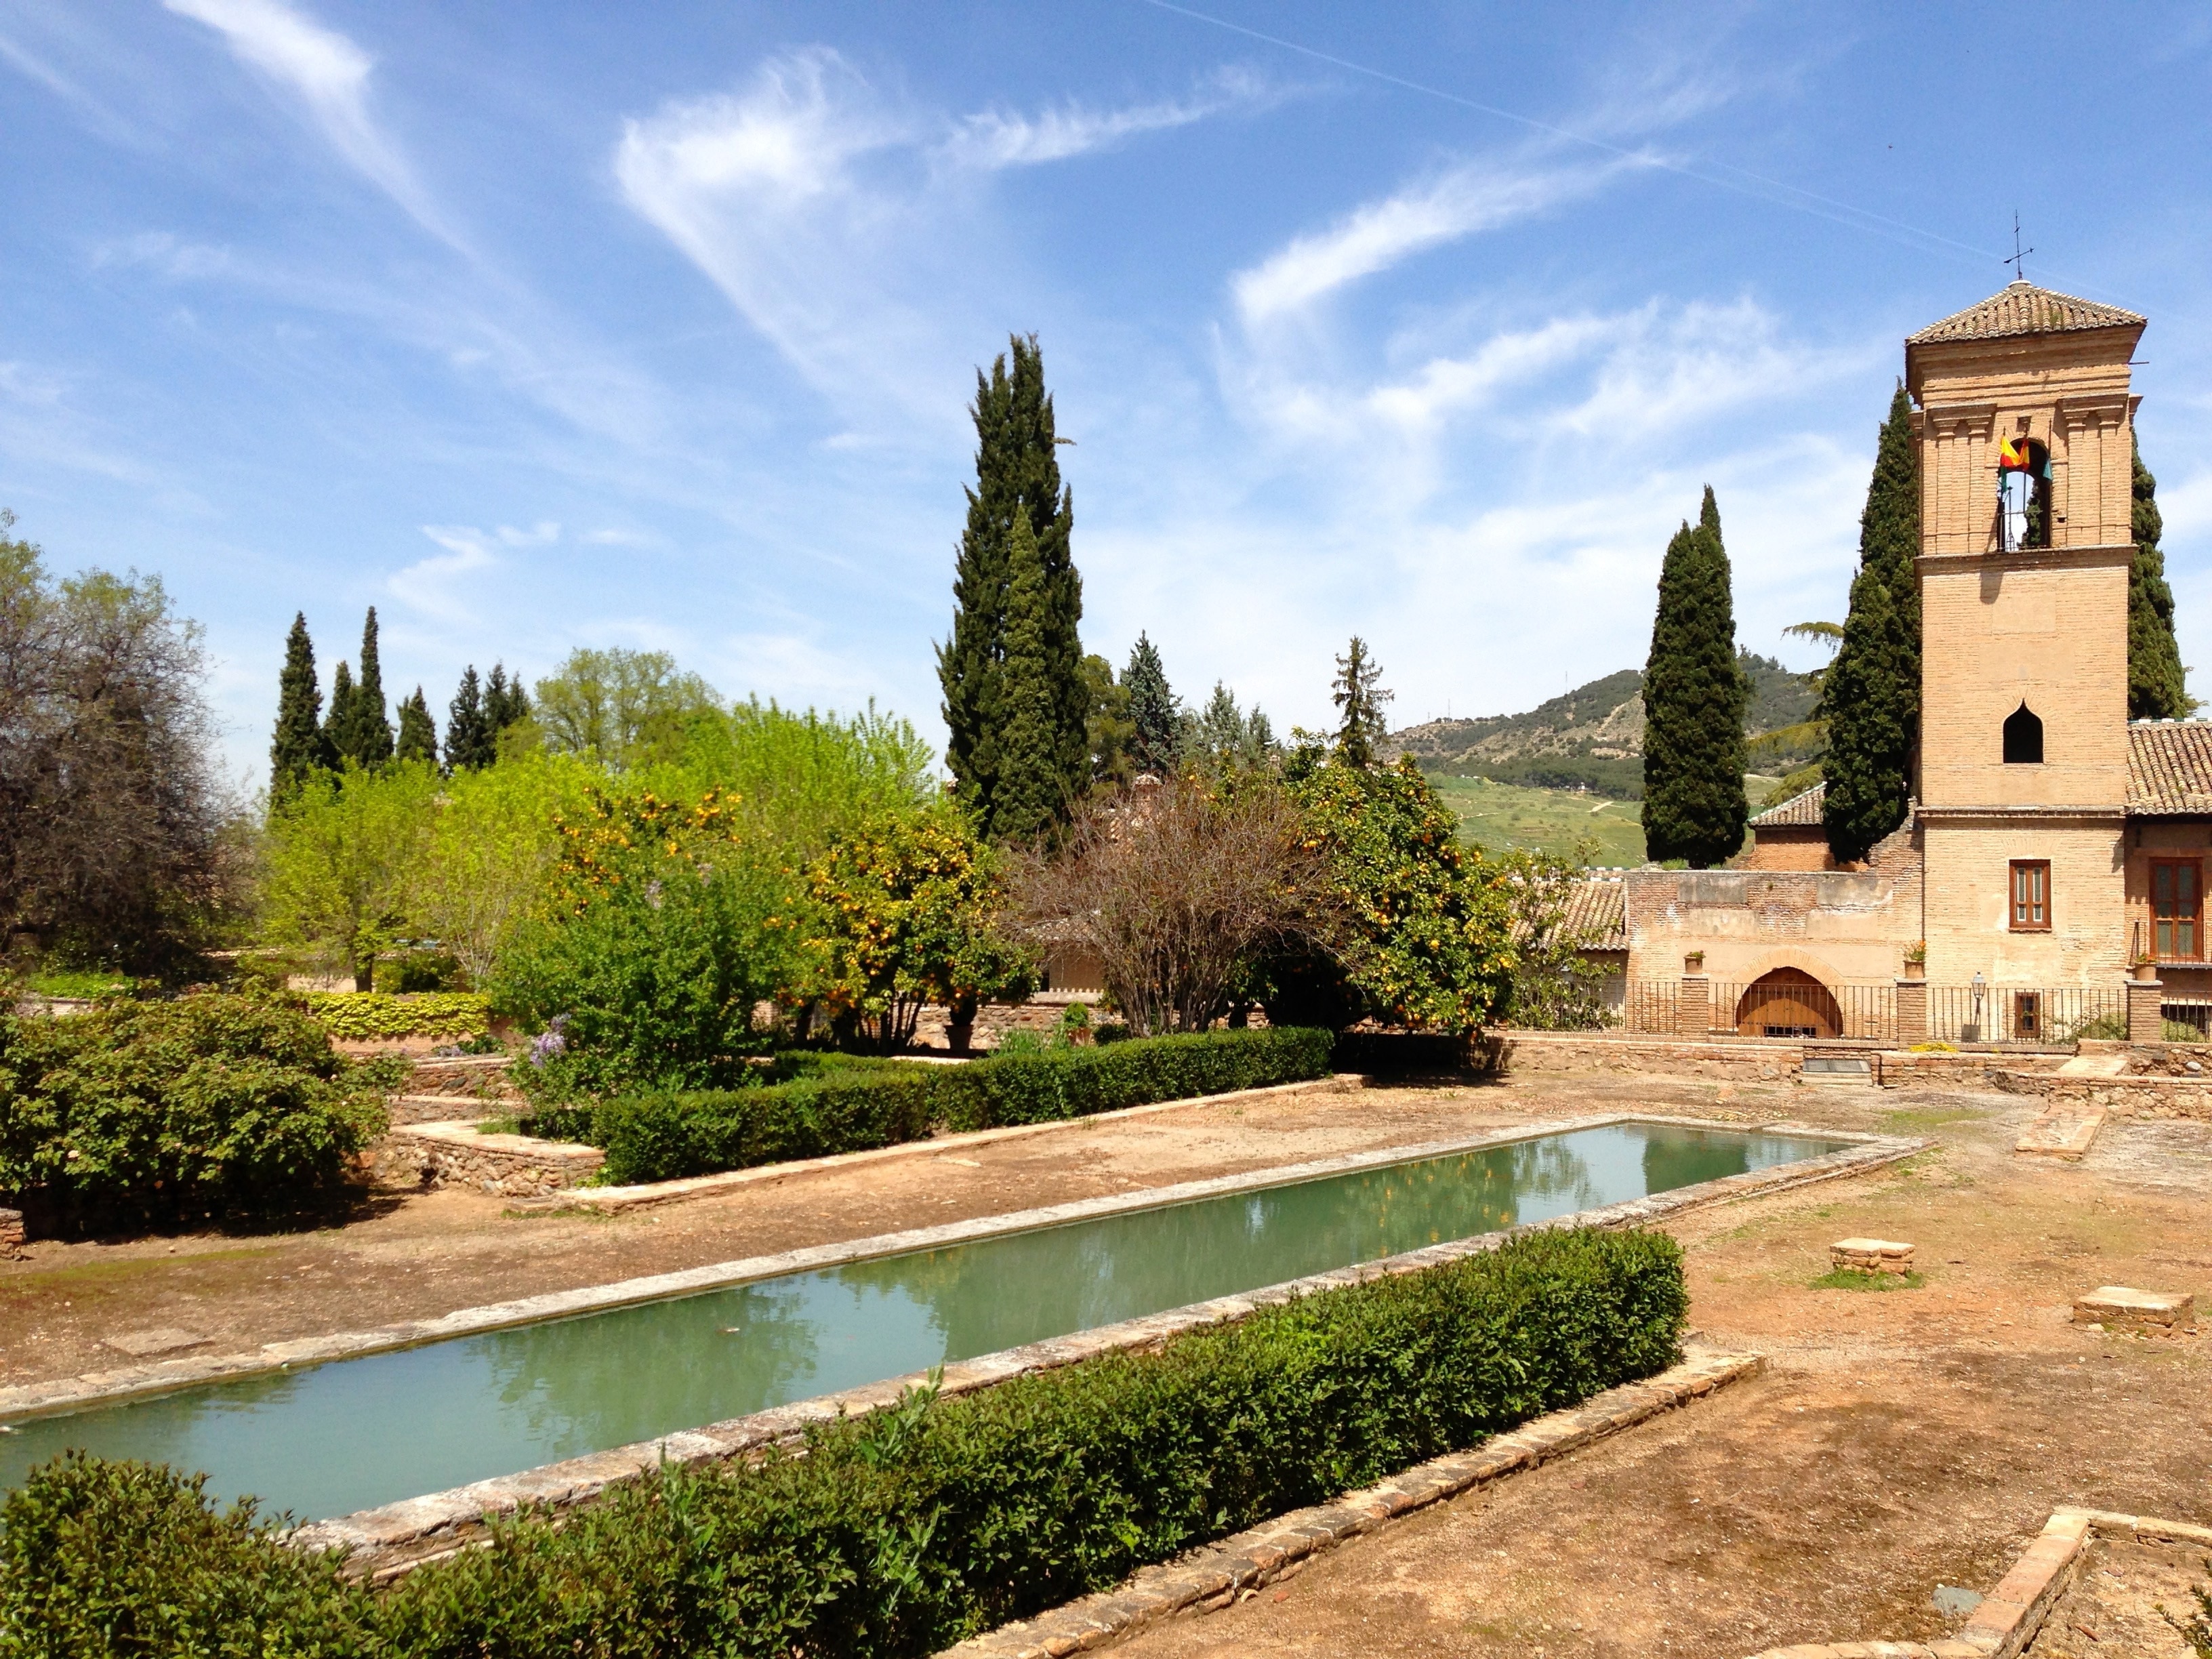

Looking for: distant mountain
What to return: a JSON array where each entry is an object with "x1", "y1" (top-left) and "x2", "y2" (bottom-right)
[{"x1": 1388, "y1": 653, "x2": 1820, "y2": 800}]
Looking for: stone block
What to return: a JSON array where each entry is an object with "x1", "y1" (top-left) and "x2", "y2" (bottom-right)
[
  {"x1": 1830, "y1": 1237, "x2": 1914, "y2": 1275},
  {"x1": 2072, "y1": 1285, "x2": 2195, "y2": 1330},
  {"x1": 0, "y1": 1206, "x2": 22, "y2": 1256}
]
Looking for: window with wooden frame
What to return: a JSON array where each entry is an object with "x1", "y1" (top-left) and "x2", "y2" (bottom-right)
[
  {"x1": 2153, "y1": 859, "x2": 2203, "y2": 960},
  {"x1": 2009, "y1": 860, "x2": 2050, "y2": 932}
]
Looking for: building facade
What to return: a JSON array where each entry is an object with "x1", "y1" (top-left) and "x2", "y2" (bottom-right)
[{"x1": 1617, "y1": 281, "x2": 2212, "y2": 1043}]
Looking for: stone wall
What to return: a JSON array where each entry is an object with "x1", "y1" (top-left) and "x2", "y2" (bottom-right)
[
  {"x1": 1623, "y1": 863, "x2": 1920, "y2": 987},
  {"x1": 403, "y1": 1054, "x2": 519, "y2": 1100},
  {"x1": 1490, "y1": 1031, "x2": 1801, "y2": 1082},
  {"x1": 385, "y1": 1122, "x2": 604, "y2": 1197}
]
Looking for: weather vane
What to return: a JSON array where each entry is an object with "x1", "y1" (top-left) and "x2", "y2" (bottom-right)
[{"x1": 2005, "y1": 212, "x2": 2034, "y2": 283}]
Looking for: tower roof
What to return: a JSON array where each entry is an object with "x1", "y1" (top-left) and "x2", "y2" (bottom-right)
[{"x1": 1908, "y1": 281, "x2": 2144, "y2": 346}]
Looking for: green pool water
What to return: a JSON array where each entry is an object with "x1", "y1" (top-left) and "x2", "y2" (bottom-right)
[{"x1": 0, "y1": 1123, "x2": 1843, "y2": 1521}]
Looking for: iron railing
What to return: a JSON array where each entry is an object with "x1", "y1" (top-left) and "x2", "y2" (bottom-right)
[
  {"x1": 1708, "y1": 981, "x2": 1898, "y2": 1042},
  {"x1": 1612, "y1": 979, "x2": 2130, "y2": 1045},
  {"x1": 1923, "y1": 985, "x2": 2125, "y2": 1045}
]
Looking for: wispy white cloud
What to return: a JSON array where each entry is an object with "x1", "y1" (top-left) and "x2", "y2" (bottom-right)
[
  {"x1": 161, "y1": 0, "x2": 457, "y2": 246},
  {"x1": 1233, "y1": 153, "x2": 1645, "y2": 325},
  {"x1": 391, "y1": 521, "x2": 558, "y2": 620},
  {"x1": 939, "y1": 67, "x2": 1273, "y2": 170}
]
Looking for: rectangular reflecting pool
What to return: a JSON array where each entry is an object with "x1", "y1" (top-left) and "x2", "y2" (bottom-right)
[{"x1": 0, "y1": 1123, "x2": 1845, "y2": 1521}]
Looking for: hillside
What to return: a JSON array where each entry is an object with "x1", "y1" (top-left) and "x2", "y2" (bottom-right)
[{"x1": 1390, "y1": 653, "x2": 1820, "y2": 799}]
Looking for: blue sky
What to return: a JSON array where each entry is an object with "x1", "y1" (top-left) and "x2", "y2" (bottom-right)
[{"x1": 5, "y1": 2, "x2": 2211, "y2": 788}]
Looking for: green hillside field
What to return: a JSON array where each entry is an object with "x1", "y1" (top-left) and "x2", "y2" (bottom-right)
[{"x1": 1429, "y1": 773, "x2": 1786, "y2": 866}]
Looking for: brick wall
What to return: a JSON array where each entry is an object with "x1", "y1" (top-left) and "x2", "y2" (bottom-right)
[{"x1": 1919, "y1": 817, "x2": 2127, "y2": 985}]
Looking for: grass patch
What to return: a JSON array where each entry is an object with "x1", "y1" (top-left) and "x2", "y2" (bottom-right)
[
  {"x1": 1810, "y1": 1268, "x2": 1925, "y2": 1292},
  {"x1": 1421, "y1": 775, "x2": 1648, "y2": 865},
  {"x1": 1882, "y1": 1107, "x2": 1987, "y2": 1131}
]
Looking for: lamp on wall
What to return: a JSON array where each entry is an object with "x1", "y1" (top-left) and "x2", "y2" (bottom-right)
[{"x1": 1965, "y1": 970, "x2": 1987, "y2": 1044}]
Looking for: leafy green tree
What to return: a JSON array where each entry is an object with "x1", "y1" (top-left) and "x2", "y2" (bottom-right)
[
  {"x1": 269, "y1": 613, "x2": 332, "y2": 801},
  {"x1": 1820, "y1": 387, "x2": 1921, "y2": 857},
  {"x1": 937, "y1": 334, "x2": 1084, "y2": 823},
  {"x1": 1330, "y1": 636, "x2": 1393, "y2": 767},
  {"x1": 1123, "y1": 632, "x2": 1179, "y2": 777},
  {"x1": 394, "y1": 687, "x2": 438, "y2": 766},
  {"x1": 1188, "y1": 682, "x2": 1277, "y2": 774},
  {"x1": 415, "y1": 753, "x2": 598, "y2": 990},
  {"x1": 1272, "y1": 754, "x2": 1515, "y2": 1033},
  {"x1": 1818, "y1": 564, "x2": 1914, "y2": 863},
  {"x1": 802, "y1": 804, "x2": 1033, "y2": 1053},
  {"x1": 986, "y1": 514, "x2": 1062, "y2": 842},
  {"x1": 260, "y1": 760, "x2": 441, "y2": 991},
  {"x1": 670, "y1": 697, "x2": 936, "y2": 857},
  {"x1": 444, "y1": 666, "x2": 490, "y2": 771},
  {"x1": 534, "y1": 647, "x2": 720, "y2": 769},
  {"x1": 1081, "y1": 654, "x2": 1134, "y2": 788},
  {"x1": 1642, "y1": 489, "x2": 1748, "y2": 867},
  {"x1": 1492, "y1": 846, "x2": 1616, "y2": 1030},
  {"x1": 2129, "y1": 433, "x2": 2191, "y2": 720},
  {"x1": 327, "y1": 609, "x2": 392, "y2": 767}
]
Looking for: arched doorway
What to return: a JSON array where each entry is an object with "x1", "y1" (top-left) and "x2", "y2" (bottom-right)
[{"x1": 1736, "y1": 967, "x2": 1842, "y2": 1039}]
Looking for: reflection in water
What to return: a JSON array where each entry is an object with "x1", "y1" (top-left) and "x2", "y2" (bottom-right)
[{"x1": 0, "y1": 1124, "x2": 1840, "y2": 1521}]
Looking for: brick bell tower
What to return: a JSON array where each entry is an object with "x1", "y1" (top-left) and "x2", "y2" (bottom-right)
[{"x1": 1906, "y1": 281, "x2": 2146, "y2": 987}]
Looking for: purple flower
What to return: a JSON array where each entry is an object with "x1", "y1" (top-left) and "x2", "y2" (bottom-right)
[{"x1": 529, "y1": 1015, "x2": 570, "y2": 1067}]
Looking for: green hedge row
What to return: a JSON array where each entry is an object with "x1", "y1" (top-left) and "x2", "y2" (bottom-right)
[
  {"x1": 0, "y1": 1227, "x2": 1686, "y2": 1658},
  {"x1": 0, "y1": 997, "x2": 395, "y2": 1235},
  {"x1": 527, "y1": 1026, "x2": 1335, "y2": 1185},
  {"x1": 302, "y1": 993, "x2": 491, "y2": 1042}
]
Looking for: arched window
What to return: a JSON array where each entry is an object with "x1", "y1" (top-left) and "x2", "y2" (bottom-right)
[
  {"x1": 1999, "y1": 438, "x2": 2053, "y2": 550},
  {"x1": 2003, "y1": 703, "x2": 2044, "y2": 764}
]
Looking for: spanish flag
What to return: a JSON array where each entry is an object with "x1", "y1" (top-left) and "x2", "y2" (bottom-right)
[{"x1": 1998, "y1": 436, "x2": 2030, "y2": 472}]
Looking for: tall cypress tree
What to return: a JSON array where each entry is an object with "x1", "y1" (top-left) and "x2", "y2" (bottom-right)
[
  {"x1": 324, "y1": 659, "x2": 356, "y2": 764},
  {"x1": 2129, "y1": 434, "x2": 2190, "y2": 720},
  {"x1": 270, "y1": 611, "x2": 332, "y2": 800},
  {"x1": 485, "y1": 662, "x2": 531, "y2": 735},
  {"x1": 1818, "y1": 565, "x2": 1914, "y2": 863},
  {"x1": 1823, "y1": 385, "x2": 1923, "y2": 860},
  {"x1": 1330, "y1": 636, "x2": 1393, "y2": 766},
  {"x1": 1642, "y1": 487, "x2": 1748, "y2": 867},
  {"x1": 328, "y1": 608, "x2": 394, "y2": 766},
  {"x1": 1123, "y1": 632, "x2": 1179, "y2": 777},
  {"x1": 446, "y1": 666, "x2": 492, "y2": 771},
  {"x1": 988, "y1": 515, "x2": 1061, "y2": 842},
  {"x1": 937, "y1": 334, "x2": 1084, "y2": 823},
  {"x1": 395, "y1": 687, "x2": 439, "y2": 766}
]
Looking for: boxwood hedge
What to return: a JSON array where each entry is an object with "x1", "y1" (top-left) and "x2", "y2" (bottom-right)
[
  {"x1": 0, "y1": 1226, "x2": 1685, "y2": 1658},
  {"x1": 302, "y1": 992, "x2": 491, "y2": 1042},
  {"x1": 528, "y1": 1025, "x2": 1336, "y2": 1185}
]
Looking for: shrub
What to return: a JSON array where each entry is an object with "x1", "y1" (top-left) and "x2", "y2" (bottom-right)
[
  {"x1": 0, "y1": 1229, "x2": 1681, "y2": 1656},
  {"x1": 302, "y1": 991, "x2": 489, "y2": 1041},
  {"x1": 0, "y1": 994, "x2": 391, "y2": 1231},
  {"x1": 535, "y1": 1027, "x2": 1332, "y2": 1184}
]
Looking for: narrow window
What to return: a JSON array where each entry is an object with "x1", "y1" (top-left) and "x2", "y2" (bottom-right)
[
  {"x1": 2154, "y1": 859, "x2": 2202, "y2": 960},
  {"x1": 2009, "y1": 860, "x2": 2050, "y2": 931},
  {"x1": 2003, "y1": 703, "x2": 2044, "y2": 764}
]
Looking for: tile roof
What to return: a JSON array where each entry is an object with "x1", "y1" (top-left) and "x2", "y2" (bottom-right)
[
  {"x1": 1561, "y1": 878, "x2": 1626, "y2": 951},
  {"x1": 2127, "y1": 722, "x2": 2212, "y2": 813},
  {"x1": 1907, "y1": 281, "x2": 2144, "y2": 346},
  {"x1": 1750, "y1": 781, "x2": 1824, "y2": 827}
]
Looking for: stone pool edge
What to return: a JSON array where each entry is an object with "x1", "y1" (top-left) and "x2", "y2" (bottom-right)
[
  {"x1": 0, "y1": 1112, "x2": 1898, "y2": 1425},
  {"x1": 282, "y1": 1123, "x2": 1923, "y2": 1578}
]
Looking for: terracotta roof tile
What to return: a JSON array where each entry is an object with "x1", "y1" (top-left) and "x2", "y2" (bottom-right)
[
  {"x1": 1750, "y1": 782, "x2": 1824, "y2": 827},
  {"x1": 1561, "y1": 878, "x2": 1625, "y2": 951},
  {"x1": 2128, "y1": 722, "x2": 2212, "y2": 813},
  {"x1": 1907, "y1": 281, "x2": 2144, "y2": 346}
]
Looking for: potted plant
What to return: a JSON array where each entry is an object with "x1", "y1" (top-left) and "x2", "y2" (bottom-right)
[
  {"x1": 1683, "y1": 951, "x2": 1705, "y2": 975},
  {"x1": 1903, "y1": 943, "x2": 1927, "y2": 976},
  {"x1": 2131, "y1": 951, "x2": 2159, "y2": 983}
]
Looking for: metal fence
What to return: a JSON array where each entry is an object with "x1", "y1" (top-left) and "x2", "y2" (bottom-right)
[
  {"x1": 1709, "y1": 981, "x2": 1898, "y2": 1042},
  {"x1": 1615, "y1": 979, "x2": 2129, "y2": 1046},
  {"x1": 1923, "y1": 985, "x2": 2126, "y2": 1045}
]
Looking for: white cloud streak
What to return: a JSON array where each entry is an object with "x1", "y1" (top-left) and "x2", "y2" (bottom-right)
[
  {"x1": 1232, "y1": 153, "x2": 1646, "y2": 324},
  {"x1": 939, "y1": 68, "x2": 1273, "y2": 169},
  {"x1": 162, "y1": 0, "x2": 457, "y2": 246}
]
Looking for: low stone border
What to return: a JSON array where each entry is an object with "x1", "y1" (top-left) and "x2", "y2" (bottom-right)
[
  {"x1": 1492, "y1": 1030, "x2": 1805, "y2": 1082},
  {"x1": 1996, "y1": 1071, "x2": 2212, "y2": 1121},
  {"x1": 389, "y1": 1121, "x2": 605, "y2": 1197},
  {"x1": 1740, "y1": 1509, "x2": 2212, "y2": 1658},
  {"x1": 2013, "y1": 1103, "x2": 2108, "y2": 1160},
  {"x1": 940, "y1": 1349, "x2": 1765, "y2": 1659},
  {"x1": 506, "y1": 1073, "x2": 1370, "y2": 1215}
]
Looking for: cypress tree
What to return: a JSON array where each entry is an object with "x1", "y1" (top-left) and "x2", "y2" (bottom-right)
[
  {"x1": 1641, "y1": 487, "x2": 1748, "y2": 867},
  {"x1": 446, "y1": 665, "x2": 492, "y2": 771},
  {"x1": 324, "y1": 659, "x2": 356, "y2": 763},
  {"x1": 1823, "y1": 385, "x2": 1923, "y2": 859},
  {"x1": 270, "y1": 612, "x2": 331, "y2": 800},
  {"x1": 395, "y1": 687, "x2": 439, "y2": 766},
  {"x1": 1123, "y1": 632, "x2": 1179, "y2": 777},
  {"x1": 485, "y1": 661, "x2": 531, "y2": 734},
  {"x1": 1818, "y1": 565, "x2": 1914, "y2": 863},
  {"x1": 987, "y1": 514, "x2": 1061, "y2": 842},
  {"x1": 937, "y1": 334, "x2": 1083, "y2": 822},
  {"x1": 1330, "y1": 636, "x2": 1394, "y2": 767},
  {"x1": 2129, "y1": 434, "x2": 2190, "y2": 720},
  {"x1": 345, "y1": 607, "x2": 394, "y2": 764}
]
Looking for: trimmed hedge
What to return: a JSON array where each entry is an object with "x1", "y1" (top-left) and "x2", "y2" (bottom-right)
[
  {"x1": 303, "y1": 992, "x2": 491, "y2": 1042},
  {"x1": 0, "y1": 1227, "x2": 1685, "y2": 1658},
  {"x1": 0, "y1": 996, "x2": 394, "y2": 1233},
  {"x1": 529, "y1": 1026, "x2": 1335, "y2": 1185}
]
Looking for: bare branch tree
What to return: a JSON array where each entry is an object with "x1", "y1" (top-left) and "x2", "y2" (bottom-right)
[{"x1": 1013, "y1": 775, "x2": 1338, "y2": 1036}]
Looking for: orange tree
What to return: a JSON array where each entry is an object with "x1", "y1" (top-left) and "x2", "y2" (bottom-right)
[
  {"x1": 1269, "y1": 752, "x2": 1515, "y2": 1033},
  {"x1": 802, "y1": 804, "x2": 1033, "y2": 1053}
]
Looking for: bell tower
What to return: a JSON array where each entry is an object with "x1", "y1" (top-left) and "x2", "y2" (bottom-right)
[{"x1": 1908, "y1": 281, "x2": 2146, "y2": 984}]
